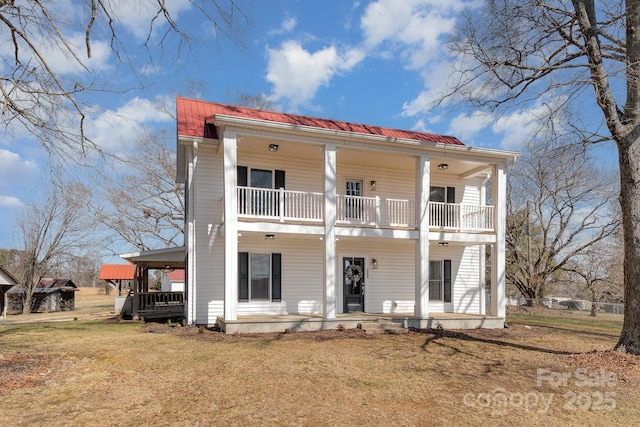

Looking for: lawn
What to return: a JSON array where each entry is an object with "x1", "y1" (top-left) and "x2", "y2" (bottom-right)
[{"x1": 1, "y1": 291, "x2": 639, "y2": 426}]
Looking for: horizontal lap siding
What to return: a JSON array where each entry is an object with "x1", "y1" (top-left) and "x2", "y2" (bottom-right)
[
  {"x1": 239, "y1": 153, "x2": 323, "y2": 193},
  {"x1": 194, "y1": 149, "x2": 224, "y2": 324},
  {"x1": 434, "y1": 245, "x2": 481, "y2": 314},
  {"x1": 337, "y1": 240, "x2": 415, "y2": 314},
  {"x1": 336, "y1": 162, "x2": 415, "y2": 200},
  {"x1": 238, "y1": 235, "x2": 324, "y2": 314},
  {"x1": 431, "y1": 175, "x2": 482, "y2": 205},
  {"x1": 454, "y1": 245, "x2": 481, "y2": 314}
]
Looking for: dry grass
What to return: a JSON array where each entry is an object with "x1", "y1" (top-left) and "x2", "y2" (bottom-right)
[{"x1": 1, "y1": 294, "x2": 639, "y2": 426}]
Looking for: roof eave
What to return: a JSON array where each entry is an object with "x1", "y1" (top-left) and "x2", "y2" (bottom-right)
[{"x1": 208, "y1": 114, "x2": 520, "y2": 163}]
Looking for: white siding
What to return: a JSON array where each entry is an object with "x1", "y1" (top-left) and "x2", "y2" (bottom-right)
[
  {"x1": 336, "y1": 239, "x2": 415, "y2": 313},
  {"x1": 236, "y1": 234, "x2": 324, "y2": 315},
  {"x1": 336, "y1": 161, "x2": 415, "y2": 200},
  {"x1": 239, "y1": 153, "x2": 324, "y2": 193},
  {"x1": 193, "y1": 148, "x2": 225, "y2": 324}
]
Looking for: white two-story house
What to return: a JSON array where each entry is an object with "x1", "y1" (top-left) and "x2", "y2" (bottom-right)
[{"x1": 171, "y1": 97, "x2": 517, "y2": 333}]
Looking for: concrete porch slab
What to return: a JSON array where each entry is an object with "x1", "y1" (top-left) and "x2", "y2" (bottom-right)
[{"x1": 215, "y1": 312, "x2": 505, "y2": 334}]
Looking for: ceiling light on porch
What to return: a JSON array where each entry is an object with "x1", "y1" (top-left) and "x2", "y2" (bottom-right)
[
  {"x1": 437, "y1": 163, "x2": 449, "y2": 170},
  {"x1": 265, "y1": 234, "x2": 276, "y2": 240},
  {"x1": 438, "y1": 242, "x2": 449, "y2": 247},
  {"x1": 268, "y1": 144, "x2": 279, "y2": 152}
]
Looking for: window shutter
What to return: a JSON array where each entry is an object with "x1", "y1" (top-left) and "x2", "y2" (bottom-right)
[
  {"x1": 271, "y1": 253, "x2": 282, "y2": 302},
  {"x1": 238, "y1": 252, "x2": 249, "y2": 301},
  {"x1": 444, "y1": 259, "x2": 452, "y2": 303},
  {"x1": 275, "y1": 170, "x2": 286, "y2": 189},
  {"x1": 446, "y1": 186, "x2": 456, "y2": 204},
  {"x1": 237, "y1": 166, "x2": 248, "y2": 187}
]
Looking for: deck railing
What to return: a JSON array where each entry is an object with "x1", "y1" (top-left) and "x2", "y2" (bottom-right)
[
  {"x1": 236, "y1": 187, "x2": 494, "y2": 232},
  {"x1": 135, "y1": 292, "x2": 185, "y2": 315}
]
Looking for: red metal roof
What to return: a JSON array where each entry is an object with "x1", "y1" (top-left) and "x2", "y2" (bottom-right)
[
  {"x1": 99, "y1": 264, "x2": 135, "y2": 280},
  {"x1": 176, "y1": 97, "x2": 464, "y2": 146},
  {"x1": 167, "y1": 269, "x2": 185, "y2": 281}
]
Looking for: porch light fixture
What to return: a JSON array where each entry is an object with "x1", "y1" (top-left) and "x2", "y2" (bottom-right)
[
  {"x1": 370, "y1": 180, "x2": 377, "y2": 190},
  {"x1": 438, "y1": 242, "x2": 449, "y2": 247},
  {"x1": 371, "y1": 259, "x2": 378, "y2": 269},
  {"x1": 268, "y1": 144, "x2": 279, "y2": 152},
  {"x1": 265, "y1": 234, "x2": 276, "y2": 240},
  {"x1": 437, "y1": 163, "x2": 449, "y2": 170}
]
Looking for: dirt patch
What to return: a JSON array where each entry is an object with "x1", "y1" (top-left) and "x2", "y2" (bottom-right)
[
  {"x1": 0, "y1": 354, "x2": 61, "y2": 396},
  {"x1": 567, "y1": 350, "x2": 640, "y2": 385}
]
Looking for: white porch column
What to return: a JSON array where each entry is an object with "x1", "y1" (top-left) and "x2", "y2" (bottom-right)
[
  {"x1": 186, "y1": 142, "x2": 197, "y2": 324},
  {"x1": 479, "y1": 174, "x2": 489, "y2": 316},
  {"x1": 491, "y1": 163, "x2": 507, "y2": 318},
  {"x1": 323, "y1": 144, "x2": 337, "y2": 320},
  {"x1": 223, "y1": 132, "x2": 239, "y2": 321},
  {"x1": 415, "y1": 154, "x2": 430, "y2": 319}
]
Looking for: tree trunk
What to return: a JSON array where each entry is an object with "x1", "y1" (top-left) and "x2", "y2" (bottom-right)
[
  {"x1": 590, "y1": 288, "x2": 597, "y2": 317},
  {"x1": 615, "y1": 135, "x2": 640, "y2": 353}
]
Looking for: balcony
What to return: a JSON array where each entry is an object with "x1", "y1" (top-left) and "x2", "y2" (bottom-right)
[{"x1": 237, "y1": 187, "x2": 494, "y2": 233}]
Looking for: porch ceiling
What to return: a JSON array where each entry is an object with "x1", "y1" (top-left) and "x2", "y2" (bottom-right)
[{"x1": 238, "y1": 136, "x2": 492, "y2": 177}]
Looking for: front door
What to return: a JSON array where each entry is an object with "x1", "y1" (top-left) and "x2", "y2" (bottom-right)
[{"x1": 343, "y1": 257, "x2": 365, "y2": 312}]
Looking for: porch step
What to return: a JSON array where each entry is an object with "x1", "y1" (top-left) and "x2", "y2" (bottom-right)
[{"x1": 359, "y1": 321, "x2": 408, "y2": 335}]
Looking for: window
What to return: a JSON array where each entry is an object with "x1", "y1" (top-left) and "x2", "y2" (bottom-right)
[
  {"x1": 238, "y1": 252, "x2": 282, "y2": 302},
  {"x1": 429, "y1": 260, "x2": 452, "y2": 302},
  {"x1": 429, "y1": 261, "x2": 442, "y2": 301},
  {"x1": 237, "y1": 166, "x2": 285, "y2": 216},
  {"x1": 430, "y1": 186, "x2": 456, "y2": 227},
  {"x1": 250, "y1": 254, "x2": 270, "y2": 300}
]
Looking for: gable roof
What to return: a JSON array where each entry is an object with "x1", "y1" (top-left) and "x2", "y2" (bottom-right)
[
  {"x1": 0, "y1": 265, "x2": 19, "y2": 288},
  {"x1": 38, "y1": 278, "x2": 77, "y2": 289},
  {"x1": 99, "y1": 264, "x2": 135, "y2": 281},
  {"x1": 176, "y1": 97, "x2": 465, "y2": 146}
]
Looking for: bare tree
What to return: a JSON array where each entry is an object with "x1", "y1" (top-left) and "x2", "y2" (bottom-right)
[
  {"x1": 0, "y1": 1, "x2": 247, "y2": 164},
  {"x1": 506, "y1": 142, "x2": 619, "y2": 303},
  {"x1": 16, "y1": 181, "x2": 93, "y2": 313},
  {"x1": 567, "y1": 241, "x2": 623, "y2": 316},
  {"x1": 444, "y1": 0, "x2": 640, "y2": 353},
  {"x1": 94, "y1": 131, "x2": 184, "y2": 251}
]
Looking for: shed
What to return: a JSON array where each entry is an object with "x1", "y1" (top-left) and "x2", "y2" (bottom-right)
[
  {"x1": 6, "y1": 278, "x2": 78, "y2": 314},
  {"x1": 0, "y1": 265, "x2": 19, "y2": 318}
]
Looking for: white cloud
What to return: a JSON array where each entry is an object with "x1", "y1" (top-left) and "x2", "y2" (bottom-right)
[
  {"x1": 0, "y1": 149, "x2": 38, "y2": 183},
  {"x1": 38, "y1": 33, "x2": 112, "y2": 75},
  {"x1": 492, "y1": 100, "x2": 561, "y2": 150},
  {"x1": 360, "y1": 0, "x2": 468, "y2": 69},
  {"x1": 106, "y1": 0, "x2": 193, "y2": 40},
  {"x1": 269, "y1": 16, "x2": 297, "y2": 35},
  {"x1": 0, "y1": 196, "x2": 23, "y2": 208},
  {"x1": 266, "y1": 41, "x2": 365, "y2": 110},
  {"x1": 447, "y1": 111, "x2": 494, "y2": 142},
  {"x1": 86, "y1": 96, "x2": 174, "y2": 150}
]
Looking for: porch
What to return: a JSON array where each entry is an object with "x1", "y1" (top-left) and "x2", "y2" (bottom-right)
[
  {"x1": 119, "y1": 246, "x2": 186, "y2": 321},
  {"x1": 237, "y1": 187, "x2": 495, "y2": 233},
  {"x1": 215, "y1": 312, "x2": 505, "y2": 334}
]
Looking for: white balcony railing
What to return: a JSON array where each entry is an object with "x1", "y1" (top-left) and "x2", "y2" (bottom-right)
[
  {"x1": 237, "y1": 187, "x2": 323, "y2": 222},
  {"x1": 429, "y1": 202, "x2": 494, "y2": 232},
  {"x1": 236, "y1": 187, "x2": 494, "y2": 232},
  {"x1": 336, "y1": 195, "x2": 417, "y2": 228}
]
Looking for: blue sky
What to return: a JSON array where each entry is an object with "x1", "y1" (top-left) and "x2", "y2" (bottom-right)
[{"x1": 0, "y1": 0, "x2": 619, "y2": 252}]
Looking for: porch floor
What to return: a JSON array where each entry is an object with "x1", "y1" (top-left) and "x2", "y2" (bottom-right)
[{"x1": 215, "y1": 312, "x2": 505, "y2": 334}]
